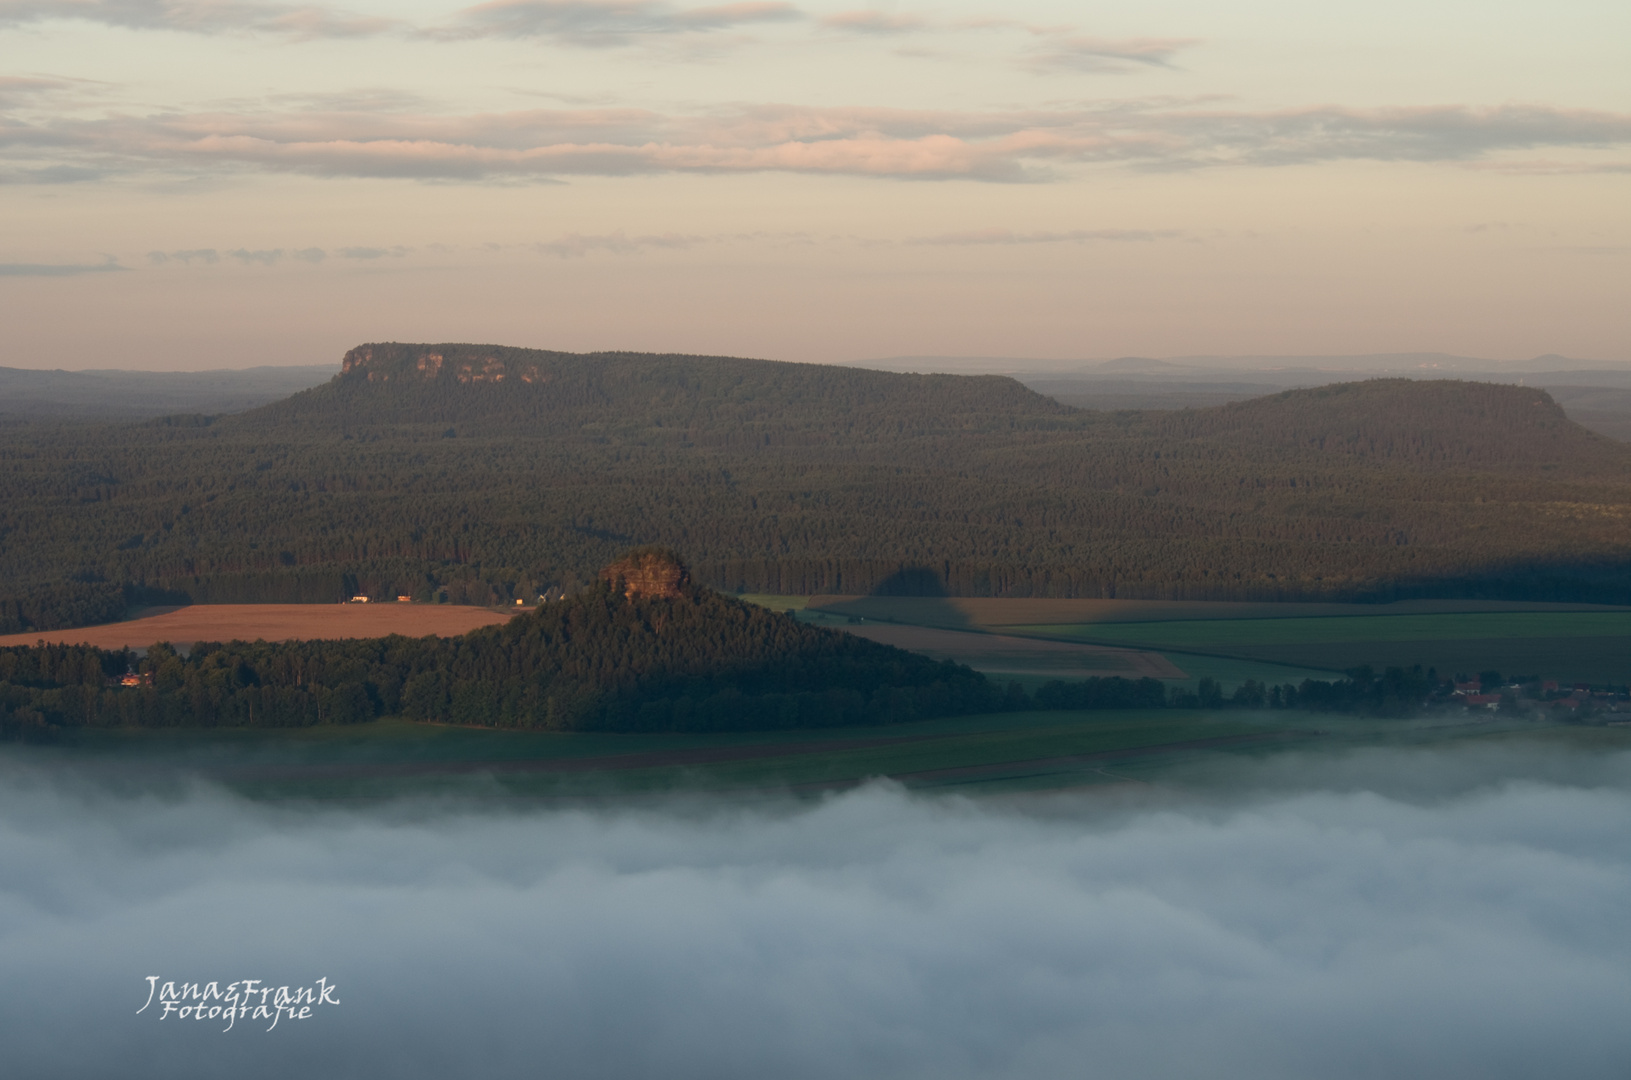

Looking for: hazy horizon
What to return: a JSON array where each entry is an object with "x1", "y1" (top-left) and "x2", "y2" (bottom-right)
[
  {"x1": 4, "y1": 349, "x2": 1631, "y2": 376},
  {"x1": 2, "y1": 1, "x2": 1628, "y2": 370}
]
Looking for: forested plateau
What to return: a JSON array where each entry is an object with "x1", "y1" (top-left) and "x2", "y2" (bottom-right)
[{"x1": 3, "y1": 342, "x2": 1629, "y2": 633}]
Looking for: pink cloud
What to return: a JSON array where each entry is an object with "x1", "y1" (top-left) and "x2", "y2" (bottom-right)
[
  {"x1": 819, "y1": 10, "x2": 927, "y2": 34},
  {"x1": 8, "y1": 100, "x2": 1631, "y2": 184}
]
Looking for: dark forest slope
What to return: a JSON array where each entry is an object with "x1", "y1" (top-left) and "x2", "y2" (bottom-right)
[
  {"x1": 0, "y1": 563, "x2": 1000, "y2": 733},
  {"x1": 2, "y1": 343, "x2": 1628, "y2": 632}
]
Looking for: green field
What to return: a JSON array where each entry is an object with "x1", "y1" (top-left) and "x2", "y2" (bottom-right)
[
  {"x1": 739, "y1": 594, "x2": 811, "y2": 613},
  {"x1": 29, "y1": 703, "x2": 1594, "y2": 801},
  {"x1": 1152, "y1": 653, "x2": 1346, "y2": 690},
  {"x1": 1004, "y1": 612, "x2": 1631, "y2": 647},
  {"x1": 1002, "y1": 613, "x2": 1630, "y2": 684},
  {"x1": 40, "y1": 710, "x2": 1285, "y2": 799}
]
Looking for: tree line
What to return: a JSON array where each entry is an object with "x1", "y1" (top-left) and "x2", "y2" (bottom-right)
[
  {"x1": 0, "y1": 583, "x2": 1001, "y2": 735},
  {"x1": 0, "y1": 594, "x2": 1469, "y2": 742}
]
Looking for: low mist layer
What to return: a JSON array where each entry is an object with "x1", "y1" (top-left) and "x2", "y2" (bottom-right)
[{"x1": 2, "y1": 746, "x2": 1628, "y2": 1079}]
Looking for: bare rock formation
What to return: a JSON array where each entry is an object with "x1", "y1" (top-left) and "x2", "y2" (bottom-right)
[{"x1": 600, "y1": 549, "x2": 691, "y2": 600}]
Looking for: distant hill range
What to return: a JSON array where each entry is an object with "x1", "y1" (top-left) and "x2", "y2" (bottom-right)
[
  {"x1": 0, "y1": 365, "x2": 334, "y2": 418},
  {"x1": 861, "y1": 352, "x2": 1631, "y2": 441},
  {"x1": 1, "y1": 341, "x2": 1628, "y2": 634},
  {"x1": 862, "y1": 352, "x2": 1631, "y2": 376},
  {"x1": 1140, "y1": 379, "x2": 1623, "y2": 473}
]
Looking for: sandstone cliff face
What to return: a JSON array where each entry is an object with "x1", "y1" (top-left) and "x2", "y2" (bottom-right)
[
  {"x1": 600, "y1": 550, "x2": 691, "y2": 600},
  {"x1": 339, "y1": 344, "x2": 550, "y2": 385}
]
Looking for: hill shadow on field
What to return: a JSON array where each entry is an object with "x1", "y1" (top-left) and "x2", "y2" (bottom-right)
[
  {"x1": 805, "y1": 566, "x2": 977, "y2": 630},
  {"x1": 869, "y1": 566, "x2": 949, "y2": 598}
]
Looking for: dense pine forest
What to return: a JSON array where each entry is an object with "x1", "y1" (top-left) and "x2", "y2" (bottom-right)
[
  {"x1": 0, "y1": 564, "x2": 1003, "y2": 734},
  {"x1": 2, "y1": 342, "x2": 1629, "y2": 633},
  {"x1": 0, "y1": 606, "x2": 1478, "y2": 740}
]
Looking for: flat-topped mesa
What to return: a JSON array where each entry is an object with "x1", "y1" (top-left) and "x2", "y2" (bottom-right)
[
  {"x1": 601, "y1": 549, "x2": 691, "y2": 600},
  {"x1": 321, "y1": 342, "x2": 1069, "y2": 416}
]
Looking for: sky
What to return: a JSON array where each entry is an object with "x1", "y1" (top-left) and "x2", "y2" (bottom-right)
[
  {"x1": 1, "y1": 0, "x2": 1628, "y2": 370},
  {"x1": 3, "y1": 745, "x2": 1630, "y2": 1078}
]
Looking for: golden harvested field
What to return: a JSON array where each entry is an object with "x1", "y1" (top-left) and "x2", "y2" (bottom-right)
[{"x1": 0, "y1": 604, "x2": 520, "y2": 651}]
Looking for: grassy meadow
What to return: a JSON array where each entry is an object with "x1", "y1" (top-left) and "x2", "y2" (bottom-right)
[
  {"x1": 1004, "y1": 612, "x2": 1631, "y2": 647},
  {"x1": 33, "y1": 703, "x2": 1599, "y2": 802},
  {"x1": 1003, "y1": 612, "x2": 1630, "y2": 684}
]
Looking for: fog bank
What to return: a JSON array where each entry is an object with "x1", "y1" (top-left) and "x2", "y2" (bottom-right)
[{"x1": 2, "y1": 746, "x2": 1628, "y2": 1079}]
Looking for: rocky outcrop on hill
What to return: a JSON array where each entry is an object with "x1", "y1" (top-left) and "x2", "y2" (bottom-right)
[
  {"x1": 341, "y1": 344, "x2": 544, "y2": 385},
  {"x1": 601, "y1": 548, "x2": 691, "y2": 599}
]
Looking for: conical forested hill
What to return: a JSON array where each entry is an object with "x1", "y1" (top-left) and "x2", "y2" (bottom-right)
[
  {"x1": 0, "y1": 554, "x2": 1001, "y2": 734},
  {"x1": 401, "y1": 566, "x2": 995, "y2": 731}
]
